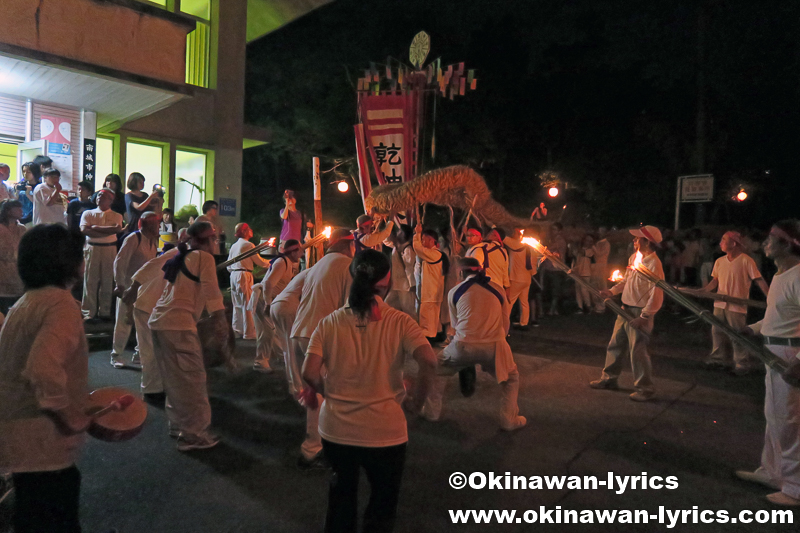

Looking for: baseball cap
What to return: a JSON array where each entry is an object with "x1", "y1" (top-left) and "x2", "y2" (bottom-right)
[{"x1": 630, "y1": 225, "x2": 662, "y2": 244}]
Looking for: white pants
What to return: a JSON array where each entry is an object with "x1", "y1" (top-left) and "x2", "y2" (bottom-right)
[
  {"x1": 708, "y1": 308, "x2": 754, "y2": 369},
  {"x1": 81, "y1": 244, "x2": 116, "y2": 318},
  {"x1": 424, "y1": 342, "x2": 521, "y2": 427},
  {"x1": 600, "y1": 307, "x2": 655, "y2": 394},
  {"x1": 417, "y1": 301, "x2": 441, "y2": 338},
  {"x1": 755, "y1": 345, "x2": 800, "y2": 499},
  {"x1": 292, "y1": 336, "x2": 322, "y2": 460},
  {"x1": 134, "y1": 308, "x2": 163, "y2": 394},
  {"x1": 152, "y1": 330, "x2": 212, "y2": 439},
  {"x1": 575, "y1": 276, "x2": 592, "y2": 311},
  {"x1": 253, "y1": 309, "x2": 282, "y2": 366},
  {"x1": 271, "y1": 301, "x2": 298, "y2": 396},
  {"x1": 230, "y1": 271, "x2": 255, "y2": 338},
  {"x1": 112, "y1": 298, "x2": 137, "y2": 356},
  {"x1": 508, "y1": 281, "x2": 531, "y2": 325}
]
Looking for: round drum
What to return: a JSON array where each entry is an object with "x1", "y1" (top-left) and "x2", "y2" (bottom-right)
[{"x1": 85, "y1": 387, "x2": 148, "y2": 442}]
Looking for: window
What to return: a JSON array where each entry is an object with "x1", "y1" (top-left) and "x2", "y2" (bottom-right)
[
  {"x1": 126, "y1": 142, "x2": 164, "y2": 194},
  {"x1": 175, "y1": 149, "x2": 207, "y2": 214},
  {"x1": 181, "y1": 0, "x2": 210, "y2": 20}
]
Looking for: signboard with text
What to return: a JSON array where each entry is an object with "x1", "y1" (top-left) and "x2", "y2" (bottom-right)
[
  {"x1": 679, "y1": 174, "x2": 714, "y2": 203},
  {"x1": 219, "y1": 197, "x2": 236, "y2": 217}
]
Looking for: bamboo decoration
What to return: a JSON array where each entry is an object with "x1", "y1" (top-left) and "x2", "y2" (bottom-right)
[
  {"x1": 521, "y1": 237, "x2": 644, "y2": 331},
  {"x1": 631, "y1": 261, "x2": 797, "y2": 382},
  {"x1": 677, "y1": 287, "x2": 767, "y2": 310},
  {"x1": 217, "y1": 227, "x2": 331, "y2": 271}
]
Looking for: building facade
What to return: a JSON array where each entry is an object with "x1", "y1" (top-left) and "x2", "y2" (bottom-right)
[{"x1": 0, "y1": 0, "x2": 330, "y2": 236}]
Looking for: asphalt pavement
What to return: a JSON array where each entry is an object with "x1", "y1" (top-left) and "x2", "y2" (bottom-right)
[{"x1": 1, "y1": 309, "x2": 790, "y2": 533}]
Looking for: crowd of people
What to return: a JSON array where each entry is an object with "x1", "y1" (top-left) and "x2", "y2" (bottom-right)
[{"x1": 1, "y1": 171, "x2": 800, "y2": 532}]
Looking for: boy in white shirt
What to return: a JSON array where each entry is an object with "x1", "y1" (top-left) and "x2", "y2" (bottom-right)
[
  {"x1": 79, "y1": 189, "x2": 123, "y2": 319},
  {"x1": 703, "y1": 231, "x2": 770, "y2": 374},
  {"x1": 32, "y1": 168, "x2": 67, "y2": 226}
]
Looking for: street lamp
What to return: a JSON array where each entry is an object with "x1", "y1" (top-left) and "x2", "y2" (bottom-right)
[
  {"x1": 548, "y1": 186, "x2": 559, "y2": 198},
  {"x1": 735, "y1": 189, "x2": 747, "y2": 202},
  {"x1": 337, "y1": 181, "x2": 349, "y2": 193}
]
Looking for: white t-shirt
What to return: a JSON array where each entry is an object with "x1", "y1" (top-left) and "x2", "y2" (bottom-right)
[
  {"x1": 131, "y1": 249, "x2": 178, "y2": 313},
  {"x1": 449, "y1": 276, "x2": 510, "y2": 343},
  {"x1": 610, "y1": 251, "x2": 664, "y2": 318},
  {"x1": 149, "y1": 249, "x2": 225, "y2": 332},
  {"x1": 413, "y1": 234, "x2": 444, "y2": 303},
  {"x1": 466, "y1": 242, "x2": 510, "y2": 288},
  {"x1": 504, "y1": 237, "x2": 538, "y2": 281},
  {"x1": 226, "y1": 238, "x2": 268, "y2": 272},
  {"x1": 307, "y1": 297, "x2": 429, "y2": 447},
  {"x1": 79, "y1": 207, "x2": 123, "y2": 244},
  {"x1": 711, "y1": 253, "x2": 762, "y2": 314},
  {"x1": 291, "y1": 252, "x2": 352, "y2": 339},
  {"x1": 750, "y1": 263, "x2": 800, "y2": 338},
  {"x1": 32, "y1": 183, "x2": 66, "y2": 226},
  {"x1": 114, "y1": 232, "x2": 158, "y2": 289}
]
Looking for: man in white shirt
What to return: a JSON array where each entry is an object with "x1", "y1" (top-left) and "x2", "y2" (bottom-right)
[
  {"x1": 423, "y1": 257, "x2": 526, "y2": 430},
  {"x1": 291, "y1": 228, "x2": 354, "y2": 468},
  {"x1": 505, "y1": 229, "x2": 539, "y2": 329},
  {"x1": 736, "y1": 220, "x2": 800, "y2": 506},
  {"x1": 353, "y1": 214, "x2": 393, "y2": 253},
  {"x1": 149, "y1": 221, "x2": 227, "y2": 451},
  {"x1": 251, "y1": 239, "x2": 302, "y2": 373},
  {"x1": 110, "y1": 212, "x2": 159, "y2": 368},
  {"x1": 79, "y1": 189, "x2": 123, "y2": 320},
  {"x1": 466, "y1": 228, "x2": 511, "y2": 297},
  {"x1": 591, "y1": 227, "x2": 612, "y2": 312},
  {"x1": 32, "y1": 168, "x2": 67, "y2": 226},
  {"x1": 703, "y1": 231, "x2": 770, "y2": 374},
  {"x1": 590, "y1": 225, "x2": 664, "y2": 401},
  {"x1": 413, "y1": 226, "x2": 447, "y2": 340},
  {"x1": 122, "y1": 248, "x2": 179, "y2": 399},
  {"x1": 227, "y1": 223, "x2": 269, "y2": 339}
]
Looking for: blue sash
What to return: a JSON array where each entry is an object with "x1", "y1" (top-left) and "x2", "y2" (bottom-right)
[{"x1": 452, "y1": 273, "x2": 505, "y2": 306}]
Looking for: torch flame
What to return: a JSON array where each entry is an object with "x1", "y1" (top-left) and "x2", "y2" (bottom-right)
[
  {"x1": 322, "y1": 226, "x2": 332, "y2": 239},
  {"x1": 632, "y1": 251, "x2": 643, "y2": 270},
  {"x1": 521, "y1": 237, "x2": 541, "y2": 250},
  {"x1": 267, "y1": 237, "x2": 276, "y2": 247},
  {"x1": 609, "y1": 269, "x2": 624, "y2": 282}
]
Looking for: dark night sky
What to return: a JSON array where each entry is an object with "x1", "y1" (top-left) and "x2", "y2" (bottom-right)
[{"x1": 242, "y1": 0, "x2": 799, "y2": 233}]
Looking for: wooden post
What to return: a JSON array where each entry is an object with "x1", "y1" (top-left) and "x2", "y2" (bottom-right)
[{"x1": 312, "y1": 157, "x2": 323, "y2": 266}]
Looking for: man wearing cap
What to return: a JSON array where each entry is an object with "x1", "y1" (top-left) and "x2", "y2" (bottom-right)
[
  {"x1": 703, "y1": 231, "x2": 770, "y2": 374},
  {"x1": 291, "y1": 228, "x2": 354, "y2": 469},
  {"x1": 423, "y1": 257, "x2": 526, "y2": 430},
  {"x1": 414, "y1": 225, "x2": 447, "y2": 340},
  {"x1": 735, "y1": 219, "x2": 800, "y2": 506},
  {"x1": 353, "y1": 214, "x2": 394, "y2": 253},
  {"x1": 590, "y1": 225, "x2": 664, "y2": 402},
  {"x1": 251, "y1": 239, "x2": 303, "y2": 373},
  {"x1": 466, "y1": 228, "x2": 511, "y2": 298},
  {"x1": 227, "y1": 223, "x2": 269, "y2": 340}
]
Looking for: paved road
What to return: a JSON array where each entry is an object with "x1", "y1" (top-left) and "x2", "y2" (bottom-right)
[{"x1": 1, "y1": 311, "x2": 791, "y2": 532}]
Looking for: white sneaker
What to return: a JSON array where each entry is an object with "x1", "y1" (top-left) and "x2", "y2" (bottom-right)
[
  {"x1": 767, "y1": 492, "x2": 800, "y2": 506},
  {"x1": 736, "y1": 470, "x2": 780, "y2": 490},
  {"x1": 253, "y1": 360, "x2": 274, "y2": 374},
  {"x1": 421, "y1": 404, "x2": 441, "y2": 422},
  {"x1": 110, "y1": 355, "x2": 125, "y2": 369},
  {"x1": 176, "y1": 433, "x2": 220, "y2": 452}
]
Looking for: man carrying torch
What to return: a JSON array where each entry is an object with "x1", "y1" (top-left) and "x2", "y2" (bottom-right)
[{"x1": 589, "y1": 225, "x2": 664, "y2": 402}]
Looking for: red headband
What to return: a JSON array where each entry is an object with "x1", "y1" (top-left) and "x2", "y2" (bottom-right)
[{"x1": 770, "y1": 227, "x2": 800, "y2": 248}]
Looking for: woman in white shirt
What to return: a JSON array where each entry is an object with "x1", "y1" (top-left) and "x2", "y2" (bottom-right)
[
  {"x1": 0, "y1": 199, "x2": 26, "y2": 312},
  {"x1": 302, "y1": 249, "x2": 436, "y2": 533}
]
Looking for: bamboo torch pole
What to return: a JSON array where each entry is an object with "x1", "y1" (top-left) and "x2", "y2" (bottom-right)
[
  {"x1": 311, "y1": 157, "x2": 323, "y2": 267},
  {"x1": 521, "y1": 237, "x2": 643, "y2": 329},
  {"x1": 631, "y1": 262, "x2": 796, "y2": 381}
]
